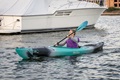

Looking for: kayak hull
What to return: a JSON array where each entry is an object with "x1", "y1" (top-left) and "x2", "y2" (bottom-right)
[{"x1": 15, "y1": 42, "x2": 104, "y2": 59}]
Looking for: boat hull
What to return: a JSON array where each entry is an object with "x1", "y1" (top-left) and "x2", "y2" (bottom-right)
[
  {"x1": 15, "y1": 42, "x2": 104, "y2": 59},
  {"x1": 0, "y1": 8, "x2": 106, "y2": 34}
]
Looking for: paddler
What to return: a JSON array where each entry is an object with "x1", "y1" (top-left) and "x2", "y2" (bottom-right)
[{"x1": 55, "y1": 29, "x2": 80, "y2": 48}]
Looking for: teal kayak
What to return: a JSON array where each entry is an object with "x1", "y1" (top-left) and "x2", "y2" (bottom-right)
[{"x1": 15, "y1": 42, "x2": 104, "y2": 59}]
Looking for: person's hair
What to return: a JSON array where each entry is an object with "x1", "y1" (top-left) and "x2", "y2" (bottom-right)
[{"x1": 70, "y1": 29, "x2": 76, "y2": 35}]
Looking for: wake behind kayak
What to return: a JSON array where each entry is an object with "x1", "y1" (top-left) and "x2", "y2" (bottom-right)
[{"x1": 15, "y1": 42, "x2": 104, "y2": 59}]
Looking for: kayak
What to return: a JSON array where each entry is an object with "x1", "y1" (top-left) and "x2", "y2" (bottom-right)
[{"x1": 15, "y1": 42, "x2": 104, "y2": 59}]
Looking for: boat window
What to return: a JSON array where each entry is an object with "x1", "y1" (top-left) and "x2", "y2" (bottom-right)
[
  {"x1": 55, "y1": 12, "x2": 63, "y2": 16},
  {"x1": 55, "y1": 11, "x2": 72, "y2": 16}
]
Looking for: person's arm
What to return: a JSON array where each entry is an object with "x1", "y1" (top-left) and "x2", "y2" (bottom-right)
[
  {"x1": 71, "y1": 37, "x2": 80, "y2": 48},
  {"x1": 58, "y1": 42, "x2": 66, "y2": 46},
  {"x1": 55, "y1": 41, "x2": 66, "y2": 46},
  {"x1": 70, "y1": 37, "x2": 80, "y2": 43}
]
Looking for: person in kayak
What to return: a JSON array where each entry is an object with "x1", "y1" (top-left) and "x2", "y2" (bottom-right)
[{"x1": 55, "y1": 29, "x2": 80, "y2": 48}]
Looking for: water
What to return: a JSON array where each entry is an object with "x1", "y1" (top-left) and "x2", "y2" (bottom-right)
[{"x1": 0, "y1": 16, "x2": 120, "y2": 80}]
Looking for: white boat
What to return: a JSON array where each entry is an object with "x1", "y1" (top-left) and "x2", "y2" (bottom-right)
[{"x1": 0, "y1": 0, "x2": 106, "y2": 34}]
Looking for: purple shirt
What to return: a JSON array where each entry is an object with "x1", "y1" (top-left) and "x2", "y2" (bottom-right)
[{"x1": 66, "y1": 37, "x2": 80, "y2": 48}]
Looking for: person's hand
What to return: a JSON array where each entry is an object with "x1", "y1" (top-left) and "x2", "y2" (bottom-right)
[
  {"x1": 67, "y1": 34, "x2": 72, "y2": 38},
  {"x1": 54, "y1": 42, "x2": 59, "y2": 46}
]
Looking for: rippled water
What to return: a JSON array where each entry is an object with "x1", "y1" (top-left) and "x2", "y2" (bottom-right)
[{"x1": 0, "y1": 16, "x2": 120, "y2": 80}]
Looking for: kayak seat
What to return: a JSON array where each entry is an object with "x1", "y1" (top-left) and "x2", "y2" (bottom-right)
[{"x1": 33, "y1": 47, "x2": 50, "y2": 57}]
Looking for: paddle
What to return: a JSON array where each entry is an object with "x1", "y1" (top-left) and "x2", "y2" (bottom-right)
[{"x1": 54, "y1": 21, "x2": 88, "y2": 46}]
